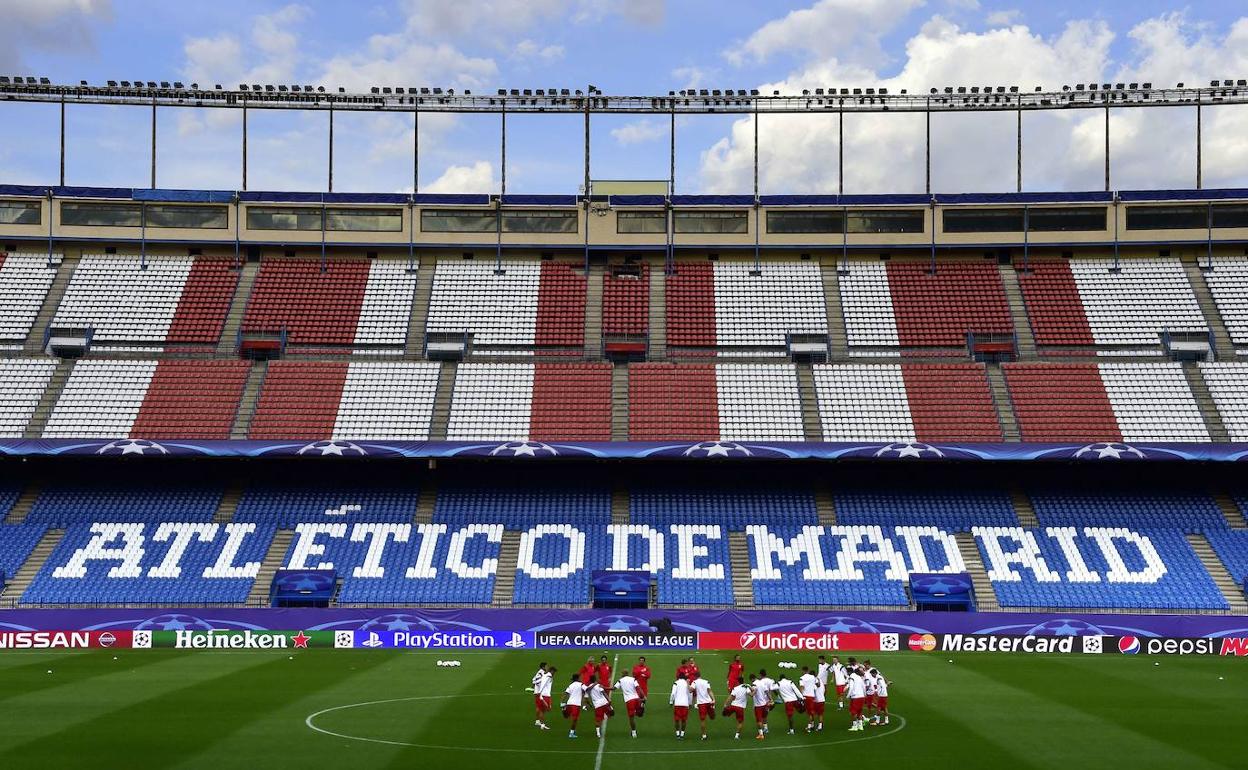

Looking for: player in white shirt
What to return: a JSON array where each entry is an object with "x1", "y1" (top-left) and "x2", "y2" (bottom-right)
[
  {"x1": 812, "y1": 669, "x2": 827, "y2": 731},
  {"x1": 816, "y1": 655, "x2": 831, "y2": 692},
  {"x1": 799, "y1": 666, "x2": 820, "y2": 733},
  {"x1": 669, "y1": 673, "x2": 692, "y2": 740},
  {"x1": 533, "y1": 664, "x2": 556, "y2": 730},
  {"x1": 587, "y1": 676, "x2": 612, "y2": 739},
  {"x1": 869, "y1": 668, "x2": 891, "y2": 725},
  {"x1": 832, "y1": 656, "x2": 848, "y2": 709},
  {"x1": 775, "y1": 674, "x2": 804, "y2": 734},
  {"x1": 751, "y1": 671, "x2": 776, "y2": 740},
  {"x1": 614, "y1": 673, "x2": 643, "y2": 737},
  {"x1": 862, "y1": 665, "x2": 877, "y2": 723},
  {"x1": 564, "y1": 674, "x2": 589, "y2": 738},
  {"x1": 726, "y1": 680, "x2": 751, "y2": 740},
  {"x1": 846, "y1": 666, "x2": 867, "y2": 731},
  {"x1": 690, "y1": 676, "x2": 716, "y2": 741}
]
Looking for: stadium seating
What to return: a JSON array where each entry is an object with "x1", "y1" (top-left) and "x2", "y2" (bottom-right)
[
  {"x1": 0, "y1": 523, "x2": 45, "y2": 583},
  {"x1": 835, "y1": 489, "x2": 1017, "y2": 530},
  {"x1": 1197, "y1": 362, "x2": 1248, "y2": 441},
  {"x1": 603, "y1": 263, "x2": 649, "y2": 337},
  {"x1": 233, "y1": 484, "x2": 420, "y2": 528},
  {"x1": 242, "y1": 257, "x2": 415, "y2": 349},
  {"x1": 1197, "y1": 256, "x2": 1248, "y2": 346},
  {"x1": 24, "y1": 484, "x2": 222, "y2": 526},
  {"x1": 513, "y1": 524, "x2": 610, "y2": 604},
  {"x1": 1029, "y1": 491, "x2": 1226, "y2": 534},
  {"x1": 813, "y1": 363, "x2": 1001, "y2": 441},
  {"x1": 433, "y1": 484, "x2": 611, "y2": 528},
  {"x1": 628, "y1": 363, "x2": 804, "y2": 441},
  {"x1": 631, "y1": 485, "x2": 817, "y2": 532},
  {"x1": 52, "y1": 254, "x2": 237, "y2": 347},
  {"x1": 1017, "y1": 257, "x2": 1206, "y2": 348},
  {"x1": 1004, "y1": 362, "x2": 1209, "y2": 442},
  {"x1": 248, "y1": 361, "x2": 440, "y2": 440},
  {"x1": 666, "y1": 261, "x2": 826, "y2": 350},
  {"x1": 1205, "y1": 529, "x2": 1248, "y2": 584},
  {"x1": 0, "y1": 252, "x2": 59, "y2": 346},
  {"x1": 839, "y1": 260, "x2": 1012, "y2": 349},
  {"x1": 41, "y1": 359, "x2": 249, "y2": 439},
  {"x1": 446, "y1": 362, "x2": 612, "y2": 441},
  {"x1": 0, "y1": 358, "x2": 57, "y2": 437},
  {"x1": 425, "y1": 259, "x2": 585, "y2": 349}
]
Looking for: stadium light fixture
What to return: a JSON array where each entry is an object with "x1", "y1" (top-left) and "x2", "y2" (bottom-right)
[
  {"x1": 107, "y1": 80, "x2": 117, "y2": 87},
  {"x1": 41, "y1": 77, "x2": 51, "y2": 85},
  {"x1": 160, "y1": 81, "x2": 169, "y2": 88}
]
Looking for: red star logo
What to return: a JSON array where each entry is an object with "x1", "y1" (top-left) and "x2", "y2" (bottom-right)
[{"x1": 292, "y1": 631, "x2": 310, "y2": 649}]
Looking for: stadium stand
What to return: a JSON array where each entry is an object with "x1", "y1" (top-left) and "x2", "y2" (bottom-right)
[
  {"x1": 1003, "y1": 362, "x2": 1209, "y2": 442},
  {"x1": 666, "y1": 261, "x2": 826, "y2": 351},
  {"x1": 1198, "y1": 362, "x2": 1248, "y2": 441},
  {"x1": 433, "y1": 483, "x2": 611, "y2": 528},
  {"x1": 602, "y1": 262, "x2": 649, "y2": 337},
  {"x1": 631, "y1": 484, "x2": 817, "y2": 533},
  {"x1": 0, "y1": 522, "x2": 45, "y2": 584},
  {"x1": 1029, "y1": 490, "x2": 1227, "y2": 534},
  {"x1": 0, "y1": 357, "x2": 57, "y2": 437},
  {"x1": 248, "y1": 360, "x2": 440, "y2": 440},
  {"x1": 1206, "y1": 529, "x2": 1248, "y2": 585},
  {"x1": 628, "y1": 363, "x2": 804, "y2": 441},
  {"x1": 812, "y1": 363, "x2": 1001, "y2": 441},
  {"x1": 1017, "y1": 257, "x2": 1206, "y2": 348},
  {"x1": 51, "y1": 254, "x2": 237, "y2": 348},
  {"x1": 1196, "y1": 256, "x2": 1248, "y2": 346},
  {"x1": 446, "y1": 362, "x2": 612, "y2": 441},
  {"x1": 233, "y1": 484, "x2": 420, "y2": 528},
  {"x1": 0, "y1": 252, "x2": 60, "y2": 346},
  {"x1": 834, "y1": 488, "x2": 1018, "y2": 531}
]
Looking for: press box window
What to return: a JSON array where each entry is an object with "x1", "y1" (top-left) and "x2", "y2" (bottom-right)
[
  {"x1": 420, "y1": 209, "x2": 497, "y2": 232},
  {"x1": 326, "y1": 208, "x2": 403, "y2": 232},
  {"x1": 1026, "y1": 207, "x2": 1107, "y2": 232},
  {"x1": 146, "y1": 204, "x2": 228, "y2": 229},
  {"x1": 61, "y1": 202, "x2": 142, "y2": 227},
  {"x1": 674, "y1": 211, "x2": 748, "y2": 234},
  {"x1": 0, "y1": 200, "x2": 41, "y2": 225},
  {"x1": 246, "y1": 207, "x2": 323, "y2": 231},
  {"x1": 502, "y1": 210, "x2": 578, "y2": 233},
  {"x1": 943, "y1": 208, "x2": 1024, "y2": 233},
  {"x1": 1126, "y1": 206, "x2": 1207, "y2": 230},
  {"x1": 617, "y1": 211, "x2": 667, "y2": 233},
  {"x1": 767, "y1": 210, "x2": 843, "y2": 234},
  {"x1": 846, "y1": 210, "x2": 924, "y2": 233}
]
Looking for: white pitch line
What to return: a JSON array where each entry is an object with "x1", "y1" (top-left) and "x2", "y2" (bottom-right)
[{"x1": 594, "y1": 653, "x2": 619, "y2": 770}]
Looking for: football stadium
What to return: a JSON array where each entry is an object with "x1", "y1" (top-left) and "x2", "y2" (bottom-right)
[{"x1": 1, "y1": 3, "x2": 1247, "y2": 768}]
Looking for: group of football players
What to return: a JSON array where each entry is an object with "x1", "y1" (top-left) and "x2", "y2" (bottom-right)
[{"x1": 530, "y1": 653, "x2": 891, "y2": 740}]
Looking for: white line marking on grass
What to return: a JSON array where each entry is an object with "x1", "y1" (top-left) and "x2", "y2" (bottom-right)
[
  {"x1": 305, "y1": 694, "x2": 906, "y2": 755},
  {"x1": 594, "y1": 653, "x2": 618, "y2": 770}
]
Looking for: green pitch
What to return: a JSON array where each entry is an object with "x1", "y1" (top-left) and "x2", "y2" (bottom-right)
[{"x1": 0, "y1": 648, "x2": 1243, "y2": 769}]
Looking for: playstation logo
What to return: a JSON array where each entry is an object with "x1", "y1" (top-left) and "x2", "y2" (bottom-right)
[
  {"x1": 505, "y1": 632, "x2": 527, "y2": 649},
  {"x1": 362, "y1": 632, "x2": 384, "y2": 648}
]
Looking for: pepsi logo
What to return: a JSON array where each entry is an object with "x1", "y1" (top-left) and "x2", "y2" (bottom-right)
[
  {"x1": 739, "y1": 632, "x2": 758, "y2": 650},
  {"x1": 1118, "y1": 636, "x2": 1140, "y2": 655}
]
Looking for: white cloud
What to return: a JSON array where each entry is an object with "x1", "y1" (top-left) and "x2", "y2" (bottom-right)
[
  {"x1": 512, "y1": 39, "x2": 566, "y2": 63},
  {"x1": 0, "y1": 0, "x2": 113, "y2": 70},
  {"x1": 611, "y1": 119, "x2": 667, "y2": 145},
  {"x1": 947, "y1": 0, "x2": 979, "y2": 9},
  {"x1": 725, "y1": 0, "x2": 925, "y2": 67},
  {"x1": 672, "y1": 65, "x2": 713, "y2": 90},
  {"x1": 425, "y1": 160, "x2": 498, "y2": 193},
  {"x1": 985, "y1": 9, "x2": 1021, "y2": 27}
]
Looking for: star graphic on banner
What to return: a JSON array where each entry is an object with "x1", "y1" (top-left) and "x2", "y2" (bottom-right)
[
  {"x1": 120, "y1": 442, "x2": 149, "y2": 455},
  {"x1": 606, "y1": 577, "x2": 641, "y2": 591},
  {"x1": 292, "y1": 577, "x2": 325, "y2": 591},
  {"x1": 704, "y1": 443, "x2": 731, "y2": 457},
  {"x1": 386, "y1": 618, "x2": 412, "y2": 631},
  {"x1": 319, "y1": 443, "x2": 346, "y2": 456},
  {"x1": 1092, "y1": 445, "x2": 1123, "y2": 459},
  {"x1": 511, "y1": 444, "x2": 537, "y2": 457},
  {"x1": 894, "y1": 444, "x2": 925, "y2": 458},
  {"x1": 292, "y1": 631, "x2": 310, "y2": 648}
]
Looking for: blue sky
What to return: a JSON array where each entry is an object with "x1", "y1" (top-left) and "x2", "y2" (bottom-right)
[{"x1": 2, "y1": 0, "x2": 1248, "y2": 194}]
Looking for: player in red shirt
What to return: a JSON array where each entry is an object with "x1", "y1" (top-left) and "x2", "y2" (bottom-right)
[
  {"x1": 579, "y1": 656, "x2": 597, "y2": 685},
  {"x1": 597, "y1": 654, "x2": 613, "y2": 688},
  {"x1": 632, "y1": 656, "x2": 652, "y2": 698},
  {"x1": 686, "y1": 656, "x2": 700, "y2": 682},
  {"x1": 727, "y1": 654, "x2": 745, "y2": 689},
  {"x1": 675, "y1": 658, "x2": 690, "y2": 681}
]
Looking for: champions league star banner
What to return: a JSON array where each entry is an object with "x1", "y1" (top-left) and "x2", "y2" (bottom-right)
[
  {"x1": 4, "y1": 438, "x2": 1248, "y2": 462},
  {"x1": 1, "y1": 609, "x2": 1247, "y2": 644}
]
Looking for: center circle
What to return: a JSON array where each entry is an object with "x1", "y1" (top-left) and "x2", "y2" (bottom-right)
[{"x1": 306, "y1": 693, "x2": 906, "y2": 755}]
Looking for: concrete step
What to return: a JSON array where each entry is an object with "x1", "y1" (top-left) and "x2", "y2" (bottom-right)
[
  {"x1": 728, "y1": 531, "x2": 754, "y2": 609},
  {"x1": 229, "y1": 360, "x2": 268, "y2": 440},
  {"x1": 1010, "y1": 488, "x2": 1038, "y2": 528},
  {"x1": 23, "y1": 358, "x2": 74, "y2": 438},
  {"x1": 1182, "y1": 363, "x2": 1229, "y2": 442},
  {"x1": 1213, "y1": 492, "x2": 1247, "y2": 529},
  {"x1": 213, "y1": 485, "x2": 244, "y2": 523},
  {"x1": 24, "y1": 253, "x2": 75, "y2": 354},
  {"x1": 647, "y1": 258, "x2": 667, "y2": 360},
  {"x1": 815, "y1": 488, "x2": 837, "y2": 525},
  {"x1": 985, "y1": 363, "x2": 1021, "y2": 442},
  {"x1": 999, "y1": 264, "x2": 1037, "y2": 359},
  {"x1": 795, "y1": 362, "x2": 824, "y2": 441},
  {"x1": 1182, "y1": 259, "x2": 1237, "y2": 360},
  {"x1": 246, "y1": 529, "x2": 293, "y2": 607},
  {"x1": 584, "y1": 259, "x2": 604, "y2": 359},
  {"x1": 955, "y1": 532, "x2": 1000, "y2": 612},
  {"x1": 428, "y1": 362, "x2": 457, "y2": 440},
  {"x1": 1186, "y1": 533, "x2": 1248, "y2": 614},
  {"x1": 611, "y1": 363, "x2": 629, "y2": 440},
  {"x1": 414, "y1": 483, "x2": 437, "y2": 524},
  {"x1": 216, "y1": 260, "x2": 261, "y2": 356},
  {"x1": 819, "y1": 258, "x2": 848, "y2": 359},
  {"x1": 4, "y1": 528, "x2": 64, "y2": 606},
  {"x1": 406, "y1": 256, "x2": 435, "y2": 358},
  {"x1": 492, "y1": 530, "x2": 522, "y2": 607},
  {"x1": 611, "y1": 485, "x2": 630, "y2": 525},
  {"x1": 2, "y1": 483, "x2": 42, "y2": 524}
]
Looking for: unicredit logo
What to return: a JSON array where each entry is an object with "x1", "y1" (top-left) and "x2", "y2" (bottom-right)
[
  {"x1": 737, "y1": 632, "x2": 841, "y2": 651},
  {"x1": 740, "y1": 632, "x2": 758, "y2": 649}
]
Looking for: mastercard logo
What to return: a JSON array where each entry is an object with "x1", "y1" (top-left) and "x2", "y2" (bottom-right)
[{"x1": 908, "y1": 633, "x2": 937, "y2": 652}]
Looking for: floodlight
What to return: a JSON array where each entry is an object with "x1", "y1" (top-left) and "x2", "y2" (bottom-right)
[{"x1": 160, "y1": 81, "x2": 169, "y2": 88}]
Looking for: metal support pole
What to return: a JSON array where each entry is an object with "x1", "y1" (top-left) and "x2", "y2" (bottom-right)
[
  {"x1": 1023, "y1": 204, "x2": 1030, "y2": 272},
  {"x1": 840, "y1": 205, "x2": 848, "y2": 272},
  {"x1": 838, "y1": 107, "x2": 844, "y2": 196},
  {"x1": 1207, "y1": 201, "x2": 1214, "y2": 270},
  {"x1": 140, "y1": 202, "x2": 148, "y2": 269},
  {"x1": 583, "y1": 92, "x2": 591, "y2": 274},
  {"x1": 753, "y1": 106, "x2": 760, "y2": 274},
  {"x1": 59, "y1": 97, "x2": 66, "y2": 186},
  {"x1": 413, "y1": 108, "x2": 419, "y2": 194},
  {"x1": 1104, "y1": 105, "x2": 1111, "y2": 192},
  {"x1": 1016, "y1": 105, "x2": 1023, "y2": 193},
  {"x1": 46, "y1": 191, "x2": 54, "y2": 267},
  {"x1": 1112, "y1": 195, "x2": 1120, "y2": 271},
  {"x1": 407, "y1": 201, "x2": 415, "y2": 273},
  {"x1": 669, "y1": 106, "x2": 676, "y2": 195},
  {"x1": 929, "y1": 200, "x2": 937, "y2": 274},
  {"x1": 925, "y1": 101, "x2": 931, "y2": 195},
  {"x1": 497, "y1": 106, "x2": 506, "y2": 273},
  {"x1": 1196, "y1": 100, "x2": 1203, "y2": 190},
  {"x1": 150, "y1": 99, "x2": 157, "y2": 189},
  {"x1": 668, "y1": 102, "x2": 675, "y2": 275},
  {"x1": 320, "y1": 200, "x2": 327, "y2": 273},
  {"x1": 328, "y1": 107, "x2": 334, "y2": 192},
  {"x1": 242, "y1": 104, "x2": 248, "y2": 191},
  {"x1": 233, "y1": 197, "x2": 241, "y2": 268}
]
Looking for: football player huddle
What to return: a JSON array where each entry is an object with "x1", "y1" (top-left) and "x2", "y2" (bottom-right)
[{"x1": 535, "y1": 654, "x2": 891, "y2": 741}]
